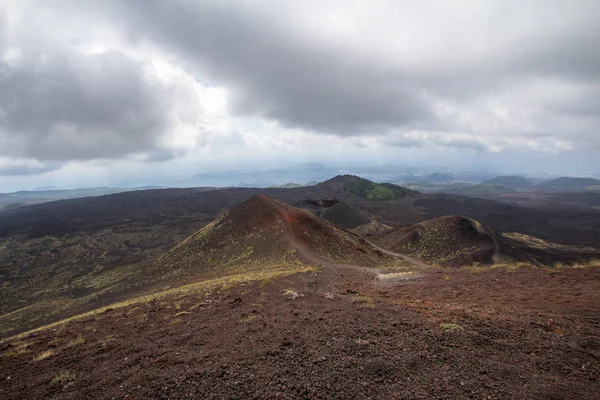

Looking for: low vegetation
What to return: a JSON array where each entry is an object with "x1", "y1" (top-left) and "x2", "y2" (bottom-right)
[
  {"x1": 50, "y1": 371, "x2": 76, "y2": 388},
  {"x1": 239, "y1": 314, "x2": 258, "y2": 323},
  {"x1": 2, "y1": 339, "x2": 35, "y2": 357},
  {"x1": 66, "y1": 335, "x2": 86, "y2": 347},
  {"x1": 352, "y1": 294, "x2": 375, "y2": 308},
  {"x1": 33, "y1": 349, "x2": 55, "y2": 361},
  {"x1": 460, "y1": 259, "x2": 600, "y2": 274},
  {"x1": 440, "y1": 323, "x2": 464, "y2": 332},
  {"x1": 344, "y1": 176, "x2": 418, "y2": 200},
  {"x1": 3, "y1": 266, "x2": 318, "y2": 342}
]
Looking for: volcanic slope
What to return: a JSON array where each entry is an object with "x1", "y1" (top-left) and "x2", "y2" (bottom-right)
[
  {"x1": 371, "y1": 216, "x2": 535, "y2": 267},
  {"x1": 154, "y1": 194, "x2": 394, "y2": 283},
  {"x1": 295, "y1": 197, "x2": 390, "y2": 235}
]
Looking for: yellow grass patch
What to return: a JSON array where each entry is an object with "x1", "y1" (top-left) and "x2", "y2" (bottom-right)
[
  {"x1": 2, "y1": 265, "x2": 317, "y2": 343},
  {"x1": 33, "y1": 349, "x2": 55, "y2": 361}
]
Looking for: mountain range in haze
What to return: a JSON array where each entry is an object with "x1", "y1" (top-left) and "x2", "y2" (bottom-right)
[{"x1": 2, "y1": 163, "x2": 600, "y2": 211}]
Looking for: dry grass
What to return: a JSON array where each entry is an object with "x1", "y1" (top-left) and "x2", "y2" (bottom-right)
[
  {"x1": 460, "y1": 259, "x2": 600, "y2": 274},
  {"x1": 282, "y1": 289, "x2": 303, "y2": 300},
  {"x1": 100, "y1": 335, "x2": 118, "y2": 346},
  {"x1": 352, "y1": 294, "x2": 375, "y2": 308},
  {"x1": 32, "y1": 349, "x2": 55, "y2": 361},
  {"x1": 50, "y1": 371, "x2": 76, "y2": 388},
  {"x1": 504, "y1": 232, "x2": 599, "y2": 253},
  {"x1": 66, "y1": 335, "x2": 86, "y2": 348},
  {"x1": 2, "y1": 339, "x2": 36, "y2": 357},
  {"x1": 440, "y1": 323, "x2": 464, "y2": 332},
  {"x1": 382, "y1": 259, "x2": 431, "y2": 271},
  {"x1": 239, "y1": 315, "x2": 258, "y2": 323},
  {"x1": 2, "y1": 265, "x2": 317, "y2": 343},
  {"x1": 461, "y1": 262, "x2": 534, "y2": 273},
  {"x1": 173, "y1": 311, "x2": 191, "y2": 317}
]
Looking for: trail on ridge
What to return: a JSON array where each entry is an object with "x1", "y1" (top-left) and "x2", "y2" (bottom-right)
[{"x1": 274, "y1": 200, "x2": 431, "y2": 280}]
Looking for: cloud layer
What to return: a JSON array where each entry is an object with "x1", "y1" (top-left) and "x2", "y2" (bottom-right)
[{"x1": 0, "y1": 0, "x2": 599, "y2": 178}]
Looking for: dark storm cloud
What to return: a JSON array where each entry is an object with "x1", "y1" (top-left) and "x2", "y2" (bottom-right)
[
  {"x1": 0, "y1": 50, "x2": 172, "y2": 161},
  {"x1": 109, "y1": 0, "x2": 434, "y2": 134},
  {"x1": 2, "y1": 0, "x2": 600, "y2": 175},
  {"x1": 103, "y1": 0, "x2": 600, "y2": 147},
  {"x1": 0, "y1": 2, "x2": 207, "y2": 167}
]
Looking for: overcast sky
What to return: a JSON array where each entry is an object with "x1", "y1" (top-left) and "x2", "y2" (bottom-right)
[{"x1": 0, "y1": 0, "x2": 599, "y2": 190}]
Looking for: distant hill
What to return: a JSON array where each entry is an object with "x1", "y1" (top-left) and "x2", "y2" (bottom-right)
[
  {"x1": 371, "y1": 216, "x2": 536, "y2": 267},
  {"x1": 323, "y1": 175, "x2": 418, "y2": 200},
  {"x1": 426, "y1": 183, "x2": 515, "y2": 195},
  {"x1": 269, "y1": 182, "x2": 304, "y2": 188},
  {"x1": 539, "y1": 177, "x2": 600, "y2": 190},
  {"x1": 0, "y1": 186, "x2": 159, "y2": 208},
  {"x1": 483, "y1": 176, "x2": 534, "y2": 189},
  {"x1": 33, "y1": 186, "x2": 61, "y2": 191},
  {"x1": 0, "y1": 202, "x2": 26, "y2": 211}
]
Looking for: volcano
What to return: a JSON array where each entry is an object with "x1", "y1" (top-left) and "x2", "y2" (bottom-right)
[
  {"x1": 155, "y1": 194, "x2": 393, "y2": 281},
  {"x1": 371, "y1": 215, "x2": 536, "y2": 267}
]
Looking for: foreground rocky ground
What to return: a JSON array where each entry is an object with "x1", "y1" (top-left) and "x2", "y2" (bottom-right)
[{"x1": 1, "y1": 264, "x2": 599, "y2": 399}]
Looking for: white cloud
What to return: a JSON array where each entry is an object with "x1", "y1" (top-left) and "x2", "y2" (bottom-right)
[{"x1": 0, "y1": 0, "x2": 599, "y2": 184}]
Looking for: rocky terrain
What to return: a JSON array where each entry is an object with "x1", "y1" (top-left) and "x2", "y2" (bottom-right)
[
  {"x1": 1, "y1": 261, "x2": 599, "y2": 399},
  {"x1": 1, "y1": 176, "x2": 600, "y2": 399}
]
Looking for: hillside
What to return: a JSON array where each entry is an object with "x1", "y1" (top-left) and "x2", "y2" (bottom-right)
[
  {"x1": 371, "y1": 216, "x2": 535, "y2": 267},
  {"x1": 295, "y1": 197, "x2": 390, "y2": 235},
  {"x1": 155, "y1": 194, "x2": 394, "y2": 281},
  {"x1": 0, "y1": 194, "x2": 394, "y2": 338},
  {"x1": 343, "y1": 176, "x2": 418, "y2": 200},
  {"x1": 482, "y1": 175, "x2": 534, "y2": 189},
  {"x1": 2, "y1": 256, "x2": 600, "y2": 399},
  {"x1": 2, "y1": 176, "x2": 600, "y2": 338},
  {"x1": 539, "y1": 177, "x2": 600, "y2": 190},
  {"x1": 2, "y1": 194, "x2": 600, "y2": 399},
  {"x1": 3, "y1": 175, "x2": 600, "y2": 248}
]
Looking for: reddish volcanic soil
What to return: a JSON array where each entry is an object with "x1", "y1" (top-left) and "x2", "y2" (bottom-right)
[{"x1": 1, "y1": 264, "x2": 599, "y2": 399}]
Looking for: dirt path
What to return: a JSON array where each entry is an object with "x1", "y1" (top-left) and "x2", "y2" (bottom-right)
[
  {"x1": 275, "y1": 198, "x2": 433, "y2": 272},
  {"x1": 278, "y1": 206, "x2": 431, "y2": 282},
  {"x1": 275, "y1": 203, "x2": 383, "y2": 277},
  {"x1": 366, "y1": 240, "x2": 433, "y2": 269}
]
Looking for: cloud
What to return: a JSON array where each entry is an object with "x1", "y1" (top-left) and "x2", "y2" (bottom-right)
[
  {"x1": 0, "y1": 49, "x2": 169, "y2": 160},
  {"x1": 0, "y1": 159, "x2": 60, "y2": 176},
  {"x1": 100, "y1": 1, "x2": 436, "y2": 134},
  {"x1": 104, "y1": 1, "x2": 600, "y2": 145},
  {"x1": 0, "y1": 4, "x2": 215, "y2": 166},
  {"x1": 0, "y1": 0, "x2": 599, "y2": 181}
]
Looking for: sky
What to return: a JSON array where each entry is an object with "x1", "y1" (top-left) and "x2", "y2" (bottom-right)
[{"x1": 0, "y1": 0, "x2": 599, "y2": 190}]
